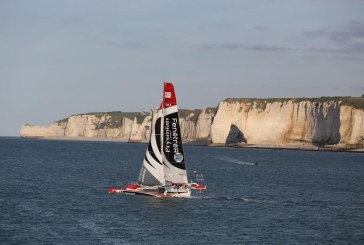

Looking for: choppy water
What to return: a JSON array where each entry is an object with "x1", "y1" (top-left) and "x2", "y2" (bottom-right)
[{"x1": 1, "y1": 137, "x2": 363, "y2": 244}]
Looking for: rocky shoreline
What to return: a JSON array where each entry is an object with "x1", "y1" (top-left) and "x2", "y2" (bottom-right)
[{"x1": 20, "y1": 136, "x2": 363, "y2": 153}]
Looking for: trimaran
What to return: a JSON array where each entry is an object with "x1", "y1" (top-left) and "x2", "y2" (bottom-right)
[{"x1": 109, "y1": 82, "x2": 206, "y2": 197}]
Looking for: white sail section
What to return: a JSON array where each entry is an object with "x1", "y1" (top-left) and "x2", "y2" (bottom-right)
[
  {"x1": 137, "y1": 109, "x2": 165, "y2": 186},
  {"x1": 163, "y1": 158, "x2": 189, "y2": 184}
]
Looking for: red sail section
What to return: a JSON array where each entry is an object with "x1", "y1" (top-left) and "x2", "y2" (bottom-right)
[{"x1": 162, "y1": 82, "x2": 177, "y2": 108}]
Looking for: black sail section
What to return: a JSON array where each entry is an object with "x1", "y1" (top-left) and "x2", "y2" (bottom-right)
[
  {"x1": 155, "y1": 117, "x2": 162, "y2": 154},
  {"x1": 147, "y1": 143, "x2": 162, "y2": 165},
  {"x1": 145, "y1": 116, "x2": 162, "y2": 166},
  {"x1": 144, "y1": 156, "x2": 155, "y2": 169},
  {"x1": 163, "y1": 111, "x2": 186, "y2": 170}
]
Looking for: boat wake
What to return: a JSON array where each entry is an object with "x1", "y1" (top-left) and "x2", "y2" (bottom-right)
[
  {"x1": 190, "y1": 196, "x2": 358, "y2": 209},
  {"x1": 190, "y1": 195, "x2": 278, "y2": 204},
  {"x1": 214, "y1": 156, "x2": 258, "y2": 166}
]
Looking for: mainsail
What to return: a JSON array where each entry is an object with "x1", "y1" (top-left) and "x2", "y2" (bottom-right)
[
  {"x1": 161, "y1": 82, "x2": 188, "y2": 184},
  {"x1": 137, "y1": 82, "x2": 188, "y2": 186},
  {"x1": 137, "y1": 109, "x2": 165, "y2": 186}
]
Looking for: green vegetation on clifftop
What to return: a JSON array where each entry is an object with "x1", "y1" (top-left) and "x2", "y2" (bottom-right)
[
  {"x1": 178, "y1": 109, "x2": 202, "y2": 123},
  {"x1": 55, "y1": 111, "x2": 148, "y2": 129},
  {"x1": 94, "y1": 111, "x2": 148, "y2": 129},
  {"x1": 224, "y1": 97, "x2": 364, "y2": 110},
  {"x1": 52, "y1": 97, "x2": 363, "y2": 131}
]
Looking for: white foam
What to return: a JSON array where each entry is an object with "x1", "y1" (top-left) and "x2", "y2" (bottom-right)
[{"x1": 215, "y1": 156, "x2": 258, "y2": 166}]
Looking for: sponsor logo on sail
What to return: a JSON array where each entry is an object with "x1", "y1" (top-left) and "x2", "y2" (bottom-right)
[
  {"x1": 165, "y1": 117, "x2": 180, "y2": 154},
  {"x1": 174, "y1": 153, "x2": 183, "y2": 162},
  {"x1": 165, "y1": 92, "x2": 171, "y2": 98}
]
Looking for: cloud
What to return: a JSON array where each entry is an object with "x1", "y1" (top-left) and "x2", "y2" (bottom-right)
[
  {"x1": 303, "y1": 20, "x2": 364, "y2": 56},
  {"x1": 248, "y1": 44, "x2": 287, "y2": 52},
  {"x1": 253, "y1": 25, "x2": 271, "y2": 31},
  {"x1": 303, "y1": 42, "x2": 364, "y2": 54},
  {"x1": 333, "y1": 86, "x2": 364, "y2": 92},
  {"x1": 303, "y1": 20, "x2": 364, "y2": 42},
  {"x1": 94, "y1": 40, "x2": 144, "y2": 48},
  {"x1": 62, "y1": 16, "x2": 83, "y2": 23},
  {"x1": 198, "y1": 43, "x2": 289, "y2": 52},
  {"x1": 123, "y1": 41, "x2": 144, "y2": 48}
]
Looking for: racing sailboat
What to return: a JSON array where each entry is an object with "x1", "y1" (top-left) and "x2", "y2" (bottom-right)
[{"x1": 109, "y1": 82, "x2": 206, "y2": 198}]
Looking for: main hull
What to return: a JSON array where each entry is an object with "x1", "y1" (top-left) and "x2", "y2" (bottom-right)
[
  {"x1": 108, "y1": 184, "x2": 191, "y2": 198},
  {"x1": 109, "y1": 188, "x2": 191, "y2": 198}
]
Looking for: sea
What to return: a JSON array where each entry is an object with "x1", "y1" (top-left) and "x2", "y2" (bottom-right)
[{"x1": 1, "y1": 137, "x2": 363, "y2": 244}]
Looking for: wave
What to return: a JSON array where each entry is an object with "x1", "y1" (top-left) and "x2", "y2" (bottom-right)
[
  {"x1": 214, "y1": 156, "x2": 258, "y2": 166},
  {"x1": 190, "y1": 195, "x2": 364, "y2": 210},
  {"x1": 189, "y1": 195, "x2": 279, "y2": 204}
]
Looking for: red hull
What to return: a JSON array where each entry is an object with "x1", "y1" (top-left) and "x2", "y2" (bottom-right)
[{"x1": 109, "y1": 187, "x2": 168, "y2": 198}]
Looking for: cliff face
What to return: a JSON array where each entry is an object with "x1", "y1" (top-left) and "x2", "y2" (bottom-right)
[
  {"x1": 211, "y1": 100, "x2": 342, "y2": 145},
  {"x1": 20, "y1": 98, "x2": 364, "y2": 150},
  {"x1": 19, "y1": 110, "x2": 208, "y2": 143},
  {"x1": 340, "y1": 106, "x2": 364, "y2": 144},
  {"x1": 20, "y1": 123, "x2": 67, "y2": 138}
]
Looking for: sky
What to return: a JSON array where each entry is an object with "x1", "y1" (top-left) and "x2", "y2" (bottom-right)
[{"x1": 1, "y1": 0, "x2": 364, "y2": 136}]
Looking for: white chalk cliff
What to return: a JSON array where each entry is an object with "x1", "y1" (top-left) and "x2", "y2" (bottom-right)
[
  {"x1": 20, "y1": 98, "x2": 364, "y2": 150},
  {"x1": 211, "y1": 99, "x2": 363, "y2": 148}
]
